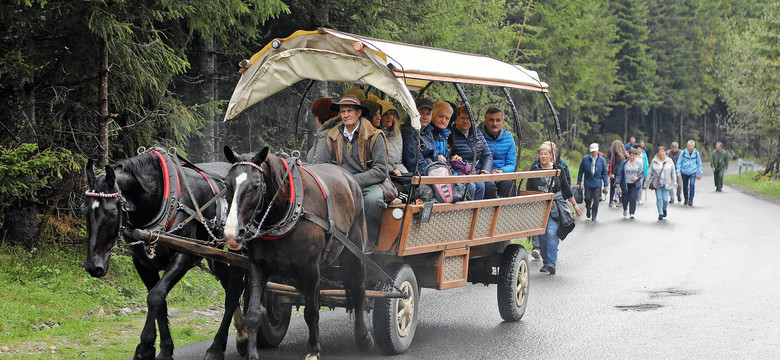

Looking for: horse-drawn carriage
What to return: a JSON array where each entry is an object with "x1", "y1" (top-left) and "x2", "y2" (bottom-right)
[{"x1": 83, "y1": 28, "x2": 563, "y2": 359}]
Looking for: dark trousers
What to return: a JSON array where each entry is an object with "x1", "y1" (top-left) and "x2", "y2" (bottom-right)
[
  {"x1": 681, "y1": 173, "x2": 697, "y2": 203},
  {"x1": 496, "y1": 179, "x2": 515, "y2": 197},
  {"x1": 714, "y1": 168, "x2": 725, "y2": 190},
  {"x1": 622, "y1": 185, "x2": 639, "y2": 214},
  {"x1": 584, "y1": 186, "x2": 601, "y2": 217},
  {"x1": 609, "y1": 177, "x2": 618, "y2": 203},
  {"x1": 483, "y1": 181, "x2": 498, "y2": 199}
]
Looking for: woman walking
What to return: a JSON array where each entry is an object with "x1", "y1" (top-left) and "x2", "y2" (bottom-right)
[
  {"x1": 607, "y1": 140, "x2": 626, "y2": 207},
  {"x1": 526, "y1": 143, "x2": 581, "y2": 275},
  {"x1": 615, "y1": 148, "x2": 644, "y2": 219},
  {"x1": 647, "y1": 146, "x2": 677, "y2": 220}
]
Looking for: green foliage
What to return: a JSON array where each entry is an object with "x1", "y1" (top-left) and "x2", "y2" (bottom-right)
[{"x1": 724, "y1": 171, "x2": 780, "y2": 200}]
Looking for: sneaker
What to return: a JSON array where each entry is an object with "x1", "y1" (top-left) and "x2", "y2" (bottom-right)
[
  {"x1": 658, "y1": 215, "x2": 664, "y2": 220},
  {"x1": 683, "y1": 200, "x2": 688, "y2": 206},
  {"x1": 630, "y1": 214, "x2": 635, "y2": 219},
  {"x1": 623, "y1": 209, "x2": 628, "y2": 217},
  {"x1": 716, "y1": 188, "x2": 722, "y2": 192},
  {"x1": 586, "y1": 209, "x2": 591, "y2": 219},
  {"x1": 663, "y1": 210, "x2": 667, "y2": 217},
  {"x1": 591, "y1": 216, "x2": 597, "y2": 221},
  {"x1": 688, "y1": 202, "x2": 693, "y2": 207},
  {"x1": 531, "y1": 249, "x2": 541, "y2": 259},
  {"x1": 639, "y1": 200, "x2": 644, "y2": 205},
  {"x1": 540, "y1": 265, "x2": 549, "y2": 273},
  {"x1": 547, "y1": 266, "x2": 556, "y2": 275}
]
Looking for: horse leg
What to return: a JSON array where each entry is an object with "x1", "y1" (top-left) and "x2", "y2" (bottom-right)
[
  {"x1": 343, "y1": 258, "x2": 373, "y2": 352},
  {"x1": 204, "y1": 265, "x2": 245, "y2": 360},
  {"x1": 344, "y1": 209, "x2": 374, "y2": 352},
  {"x1": 132, "y1": 257, "x2": 161, "y2": 360},
  {"x1": 134, "y1": 255, "x2": 191, "y2": 360},
  {"x1": 207, "y1": 259, "x2": 249, "y2": 356},
  {"x1": 245, "y1": 262, "x2": 267, "y2": 360},
  {"x1": 301, "y1": 264, "x2": 322, "y2": 360}
]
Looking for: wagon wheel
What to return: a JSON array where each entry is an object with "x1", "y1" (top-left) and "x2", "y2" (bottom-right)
[
  {"x1": 257, "y1": 290, "x2": 292, "y2": 348},
  {"x1": 497, "y1": 244, "x2": 529, "y2": 322},
  {"x1": 373, "y1": 263, "x2": 419, "y2": 355}
]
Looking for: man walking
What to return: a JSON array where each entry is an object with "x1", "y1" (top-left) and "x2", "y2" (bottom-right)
[
  {"x1": 676, "y1": 140, "x2": 703, "y2": 206},
  {"x1": 577, "y1": 143, "x2": 609, "y2": 221},
  {"x1": 667, "y1": 142, "x2": 684, "y2": 203},
  {"x1": 711, "y1": 142, "x2": 729, "y2": 192}
]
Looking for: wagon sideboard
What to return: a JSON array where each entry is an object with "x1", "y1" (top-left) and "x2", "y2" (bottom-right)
[{"x1": 372, "y1": 170, "x2": 557, "y2": 290}]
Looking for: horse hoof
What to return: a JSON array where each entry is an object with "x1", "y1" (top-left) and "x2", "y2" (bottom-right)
[
  {"x1": 303, "y1": 353, "x2": 320, "y2": 360},
  {"x1": 134, "y1": 344, "x2": 156, "y2": 360},
  {"x1": 356, "y1": 332, "x2": 375, "y2": 352},
  {"x1": 236, "y1": 338, "x2": 248, "y2": 357},
  {"x1": 203, "y1": 348, "x2": 225, "y2": 360}
]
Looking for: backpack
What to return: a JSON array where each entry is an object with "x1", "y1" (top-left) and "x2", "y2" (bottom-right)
[{"x1": 424, "y1": 161, "x2": 466, "y2": 203}]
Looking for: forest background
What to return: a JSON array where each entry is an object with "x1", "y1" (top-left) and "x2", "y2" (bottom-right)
[{"x1": 0, "y1": 0, "x2": 778, "y2": 248}]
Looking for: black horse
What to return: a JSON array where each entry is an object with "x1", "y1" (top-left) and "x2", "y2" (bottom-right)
[
  {"x1": 82, "y1": 150, "x2": 248, "y2": 360},
  {"x1": 214, "y1": 146, "x2": 374, "y2": 360}
]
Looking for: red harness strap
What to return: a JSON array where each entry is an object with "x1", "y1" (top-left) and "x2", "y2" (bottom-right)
[
  {"x1": 300, "y1": 166, "x2": 326, "y2": 199},
  {"x1": 193, "y1": 168, "x2": 217, "y2": 195},
  {"x1": 150, "y1": 151, "x2": 181, "y2": 231}
]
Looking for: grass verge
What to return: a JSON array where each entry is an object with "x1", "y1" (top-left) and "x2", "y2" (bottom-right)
[
  {"x1": 724, "y1": 171, "x2": 780, "y2": 200},
  {"x1": 0, "y1": 242, "x2": 227, "y2": 359}
]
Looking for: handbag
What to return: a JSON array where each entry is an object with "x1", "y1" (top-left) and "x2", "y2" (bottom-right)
[
  {"x1": 572, "y1": 185, "x2": 584, "y2": 203},
  {"x1": 378, "y1": 176, "x2": 399, "y2": 203},
  {"x1": 553, "y1": 192, "x2": 576, "y2": 240}
]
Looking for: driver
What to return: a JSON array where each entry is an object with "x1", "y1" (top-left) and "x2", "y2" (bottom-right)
[{"x1": 312, "y1": 94, "x2": 389, "y2": 247}]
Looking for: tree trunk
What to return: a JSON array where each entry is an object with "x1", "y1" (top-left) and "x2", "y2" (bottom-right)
[
  {"x1": 184, "y1": 34, "x2": 217, "y2": 162},
  {"x1": 99, "y1": 41, "x2": 110, "y2": 167},
  {"x1": 623, "y1": 107, "x2": 628, "y2": 142}
]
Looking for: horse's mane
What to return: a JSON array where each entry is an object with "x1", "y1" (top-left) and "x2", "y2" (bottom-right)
[
  {"x1": 113, "y1": 153, "x2": 162, "y2": 194},
  {"x1": 262, "y1": 152, "x2": 291, "y2": 203}
]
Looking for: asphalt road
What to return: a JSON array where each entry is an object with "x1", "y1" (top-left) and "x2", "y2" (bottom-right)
[{"x1": 172, "y1": 167, "x2": 780, "y2": 359}]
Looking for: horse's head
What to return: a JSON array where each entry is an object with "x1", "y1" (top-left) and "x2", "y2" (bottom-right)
[
  {"x1": 82, "y1": 159, "x2": 135, "y2": 277},
  {"x1": 223, "y1": 146, "x2": 270, "y2": 251}
]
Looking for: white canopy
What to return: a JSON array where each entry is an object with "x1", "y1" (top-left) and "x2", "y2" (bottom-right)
[{"x1": 224, "y1": 28, "x2": 549, "y2": 130}]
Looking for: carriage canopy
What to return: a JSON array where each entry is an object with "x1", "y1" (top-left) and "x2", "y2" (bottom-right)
[{"x1": 224, "y1": 28, "x2": 549, "y2": 130}]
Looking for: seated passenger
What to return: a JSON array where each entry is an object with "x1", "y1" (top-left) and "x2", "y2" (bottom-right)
[
  {"x1": 480, "y1": 107, "x2": 517, "y2": 197},
  {"x1": 311, "y1": 94, "x2": 389, "y2": 245},
  {"x1": 428, "y1": 101, "x2": 477, "y2": 201},
  {"x1": 363, "y1": 98, "x2": 383, "y2": 129},
  {"x1": 401, "y1": 98, "x2": 438, "y2": 175},
  {"x1": 306, "y1": 98, "x2": 339, "y2": 163},
  {"x1": 449, "y1": 105, "x2": 495, "y2": 199},
  {"x1": 378, "y1": 100, "x2": 407, "y2": 175}
]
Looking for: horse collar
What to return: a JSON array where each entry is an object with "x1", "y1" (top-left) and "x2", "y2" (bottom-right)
[
  {"x1": 250, "y1": 157, "x2": 305, "y2": 240},
  {"x1": 131, "y1": 148, "x2": 181, "y2": 231}
]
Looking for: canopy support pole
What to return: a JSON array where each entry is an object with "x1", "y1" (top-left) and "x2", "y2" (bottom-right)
[
  {"x1": 502, "y1": 87, "x2": 523, "y2": 165},
  {"x1": 294, "y1": 79, "x2": 317, "y2": 149},
  {"x1": 453, "y1": 83, "x2": 480, "y2": 173},
  {"x1": 543, "y1": 92, "x2": 562, "y2": 140},
  {"x1": 417, "y1": 82, "x2": 434, "y2": 99}
]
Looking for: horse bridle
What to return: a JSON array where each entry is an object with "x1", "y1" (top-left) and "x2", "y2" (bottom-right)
[
  {"x1": 230, "y1": 161, "x2": 273, "y2": 240},
  {"x1": 83, "y1": 186, "x2": 141, "y2": 256}
]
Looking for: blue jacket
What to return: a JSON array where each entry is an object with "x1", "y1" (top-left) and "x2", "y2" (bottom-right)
[
  {"x1": 676, "y1": 148, "x2": 703, "y2": 176},
  {"x1": 577, "y1": 154, "x2": 609, "y2": 188},
  {"x1": 480, "y1": 123, "x2": 516, "y2": 173},
  {"x1": 401, "y1": 124, "x2": 438, "y2": 175},
  {"x1": 431, "y1": 126, "x2": 451, "y2": 160},
  {"x1": 449, "y1": 125, "x2": 493, "y2": 173}
]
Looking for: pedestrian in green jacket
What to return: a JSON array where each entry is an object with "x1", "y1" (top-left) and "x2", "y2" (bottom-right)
[{"x1": 711, "y1": 142, "x2": 729, "y2": 192}]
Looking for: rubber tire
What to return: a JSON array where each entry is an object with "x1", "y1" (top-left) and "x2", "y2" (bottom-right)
[
  {"x1": 373, "y1": 263, "x2": 419, "y2": 355},
  {"x1": 497, "y1": 244, "x2": 529, "y2": 322},
  {"x1": 256, "y1": 291, "x2": 292, "y2": 348}
]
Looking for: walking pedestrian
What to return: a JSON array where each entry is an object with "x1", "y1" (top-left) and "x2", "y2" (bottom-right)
[
  {"x1": 635, "y1": 144, "x2": 649, "y2": 205},
  {"x1": 711, "y1": 142, "x2": 729, "y2": 192},
  {"x1": 676, "y1": 140, "x2": 703, "y2": 206},
  {"x1": 577, "y1": 143, "x2": 608, "y2": 221},
  {"x1": 615, "y1": 148, "x2": 644, "y2": 219},
  {"x1": 526, "y1": 142, "x2": 582, "y2": 275},
  {"x1": 667, "y1": 142, "x2": 684, "y2": 203},
  {"x1": 647, "y1": 146, "x2": 677, "y2": 220},
  {"x1": 607, "y1": 140, "x2": 627, "y2": 207}
]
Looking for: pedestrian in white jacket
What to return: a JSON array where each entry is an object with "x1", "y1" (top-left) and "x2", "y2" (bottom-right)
[{"x1": 647, "y1": 146, "x2": 677, "y2": 220}]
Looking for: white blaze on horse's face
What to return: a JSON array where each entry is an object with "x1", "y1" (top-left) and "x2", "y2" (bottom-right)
[
  {"x1": 224, "y1": 172, "x2": 248, "y2": 247},
  {"x1": 91, "y1": 199, "x2": 100, "y2": 210}
]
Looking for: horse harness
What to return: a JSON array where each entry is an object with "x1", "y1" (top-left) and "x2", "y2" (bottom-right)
[
  {"x1": 84, "y1": 147, "x2": 228, "y2": 259},
  {"x1": 232, "y1": 153, "x2": 394, "y2": 284}
]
